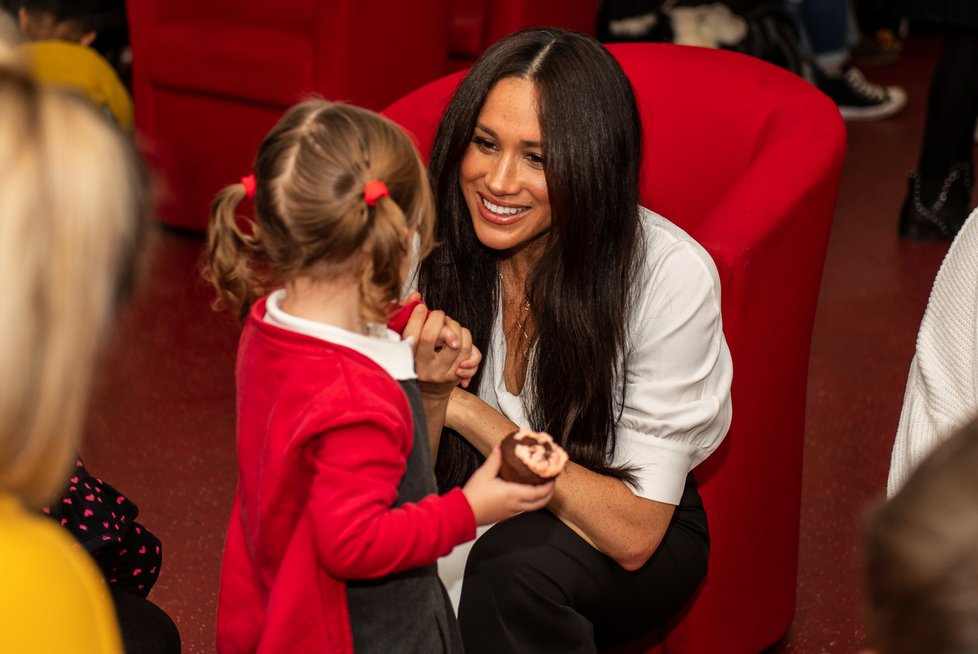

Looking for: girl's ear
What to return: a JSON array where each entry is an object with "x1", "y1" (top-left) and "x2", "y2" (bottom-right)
[{"x1": 79, "y1": 30, "x2": 97, "y2": 48}]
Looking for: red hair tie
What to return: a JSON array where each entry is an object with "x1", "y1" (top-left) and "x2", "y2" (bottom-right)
[
  {"x1": 363, "y1": 180, "x2": 390, "y2": 207},
  {"x1": 240, "y1": 173, "x2": 256, "y2": 199}
]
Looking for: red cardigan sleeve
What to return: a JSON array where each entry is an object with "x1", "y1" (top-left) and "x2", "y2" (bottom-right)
[{"x1": 306, "y1": 407, "x2": 476, "y2": 580}]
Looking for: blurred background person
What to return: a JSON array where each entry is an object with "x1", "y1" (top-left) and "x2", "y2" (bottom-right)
[
  {"x1": 896, "y1": 0, "x2": 978, "y2": 240},
  {"x1": 0, "y1": 33, "x2": 149, "y2": 652},
  {"x1": 865, "y1": 417, "x2": 978, "y2": 654},
  {"x1": 15, "y1": 0, "x2": 131, "y2": 130}
]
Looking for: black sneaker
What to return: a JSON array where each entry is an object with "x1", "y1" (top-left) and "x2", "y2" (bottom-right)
[{"x1": 817, "y1": 66, "x2": 907, "y2": 121}]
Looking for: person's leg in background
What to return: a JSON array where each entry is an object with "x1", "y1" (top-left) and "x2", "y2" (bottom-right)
[
  {"x1": 899, "y1": 26, "x2": 978, "y2": 240},
  {"x1": 794, "y1": 0, "x2": 907, "y2": 120},
  {"x1": 801, "y1": 0, "x2": 852, "y2": 73},
  {"x1": 111, "y1": 590, "x2": 182, "y2": 654},
  {"x1": 852, "y1": 0, "x2": 905, "y2": 66}
]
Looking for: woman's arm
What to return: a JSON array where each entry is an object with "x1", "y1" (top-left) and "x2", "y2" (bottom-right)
[
  {"x1": 549, "y1": 464, "x2": 674, "y2": 571},
  {"x1": 399, "y1": 302, "x2": 480, "y2": 458},
  {"x1": 447, "y1": 389, "x2": 672, "y2": 570},
  {"x1": 446, "y1": 229, "x2": 732, "y2": 571}
]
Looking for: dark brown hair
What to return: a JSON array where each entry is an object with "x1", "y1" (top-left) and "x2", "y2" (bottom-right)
[{"x1": 420, "y1": 28, "x2": 644, "y2": 489}]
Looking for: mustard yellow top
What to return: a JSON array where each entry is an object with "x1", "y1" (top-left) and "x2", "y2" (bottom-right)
[
  {"x1": 0, "y1": 493, "x2": 123, "y2": 653},
  {"x1": 19, "y1": 40, "x2": 133, "y2": 131}
]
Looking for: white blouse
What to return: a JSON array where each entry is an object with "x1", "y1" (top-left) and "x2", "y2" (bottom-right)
[
  {"x1": 480, "y1": 206, "x2": 732, "y2": 504},
  {"x1": 262, "y1": 288, "x2": 417, "y2": 381},
  {"x1": 437, "y1": 207, "x2": 732, "y2": 607}
]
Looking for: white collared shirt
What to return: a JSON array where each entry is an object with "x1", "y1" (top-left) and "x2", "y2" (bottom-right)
[{"x1": 263, "y1": 289, "x2": 416, "y2": 382}]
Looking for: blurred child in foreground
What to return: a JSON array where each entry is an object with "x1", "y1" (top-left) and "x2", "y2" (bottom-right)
[
  {"x1": 0, "y1": 35, "x2": 146, "y2": 652},
  {"x1": 865, "y1": 416, "x2": 978, "y2": 654}
]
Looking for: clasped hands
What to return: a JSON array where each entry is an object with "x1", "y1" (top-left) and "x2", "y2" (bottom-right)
[
  {"x1": 395, "y1": 292, "x2": 555, "y2": 522},
  {"x1": 395, "y1": 292, "x2": 480, "y2": 397}
]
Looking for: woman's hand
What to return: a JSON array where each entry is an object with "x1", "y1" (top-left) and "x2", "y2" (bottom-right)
[
  {"x1": 447, "y1": 387, "x2": 675, "y2": 571},
  {"x1": 400, "y1": 295, "x2": 481, "y2": 393},
  {"x1": 462, "y1": 445, "x2": 555, "y2": 525},
  {"x1": 395, "y1": 295, "x2": 482, "y2": 460}
]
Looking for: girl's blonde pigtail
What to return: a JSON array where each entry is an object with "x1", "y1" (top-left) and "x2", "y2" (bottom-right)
[
  {"x1": 359, "y1": 195, "x2": 409, "y2": 324},
  {"x1": 202, "y1": 184, "x2": 266, "y2": 320}
]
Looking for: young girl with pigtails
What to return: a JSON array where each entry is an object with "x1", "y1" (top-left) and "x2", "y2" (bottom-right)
[{"x1": 203, "y1": 99, "x2": 554, "y2": 654}]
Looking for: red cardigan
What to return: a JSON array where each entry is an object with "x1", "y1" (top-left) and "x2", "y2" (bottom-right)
[{"x1": 217, "y1": 298, "x2": 476, "y2": 653}]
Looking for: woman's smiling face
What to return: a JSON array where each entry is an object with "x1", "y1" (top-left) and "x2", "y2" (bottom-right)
[{"x1": 459, "y1": 77, "x2": 552, "y2": 254}]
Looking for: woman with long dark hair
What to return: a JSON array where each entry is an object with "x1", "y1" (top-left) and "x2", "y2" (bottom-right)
[{"x1": 419, "y1": 27, "x2": 733, "y2": 653}]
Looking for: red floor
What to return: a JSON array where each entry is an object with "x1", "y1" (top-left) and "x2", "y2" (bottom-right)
[{"x1": 81, "y1": 34, "x2": 953, "y2": 653}]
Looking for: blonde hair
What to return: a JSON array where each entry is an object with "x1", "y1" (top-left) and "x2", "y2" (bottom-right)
[
  {"x1": 0, "y1": 50, "x2": 148, "y2": 508},
  {"x1": 203, "y1": 100, "x2": 435, "y2": 322},
  {"x1": 864, "y1": 417, "x2": 978, "y2": 654}
]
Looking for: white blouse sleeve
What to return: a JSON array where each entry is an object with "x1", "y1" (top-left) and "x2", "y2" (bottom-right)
[{"x1": 612, "y1": 219, "x2": 733, "y2": 505}]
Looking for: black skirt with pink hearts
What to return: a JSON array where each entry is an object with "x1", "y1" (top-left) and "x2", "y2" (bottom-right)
[{"x1": 43, "y1": 457, "x2": 162, "y2": 597}]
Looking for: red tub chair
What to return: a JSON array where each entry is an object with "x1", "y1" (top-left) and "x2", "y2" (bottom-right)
[
  {"x1": 126, "y1": 0, "x2": 451, "y2": 230},
  {"x1": 383, "y1": 42, "x2": 846, "y2": 654},
  {"x1": 448, "y1": 0, "x2": 600, "y2": 69}
]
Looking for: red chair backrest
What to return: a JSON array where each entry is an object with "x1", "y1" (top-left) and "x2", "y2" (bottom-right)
[
  {"x1": 126, "y1": 0, "x2": 452, "y2": 229},
  {"x1": 447, "y1": 0, "x2": 599, "y2": 62},
  {"x1": 384, "y1": 42, "x2": 846, "y2": 654}
]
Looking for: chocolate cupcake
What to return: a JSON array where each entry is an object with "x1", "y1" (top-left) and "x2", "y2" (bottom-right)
[{"x1": 499, "y1": 428, "x2": 568, "y2": 485}]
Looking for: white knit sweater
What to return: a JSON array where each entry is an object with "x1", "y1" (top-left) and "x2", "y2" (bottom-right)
[{"x1": 888, "y1": 208, "x2": 978, "y2": 496}]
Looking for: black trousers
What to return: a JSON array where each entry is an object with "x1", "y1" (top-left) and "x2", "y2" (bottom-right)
[
  {"x1": 112, "y1": 589, "x2": 181, "y2": 654},
  {"x1": 458, "y1": 473, "x2": 708, "y2": 654},
  {"x1": 918, "y1": 27, "x2": 978, "y2": 190}
]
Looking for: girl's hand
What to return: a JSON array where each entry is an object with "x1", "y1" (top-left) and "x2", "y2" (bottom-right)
[
  {"x1": 398, "y1": 296, "x2": 481, "y2": 389},
  {"x1": 461, "y1": 446, "x2": 555, "y2": 525},
  {"x1": 455, "y1": 347, "x2": 480, "y2": 389},
  {"x1": 398, "y1": 295, "x2": 457, "y2": 353},
  {"x1": 386, "y1": 292, "x2": 425, "y2": 334},
  {"x1": 413, "y1": 310, "x2": 474, "y2": 395}
]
